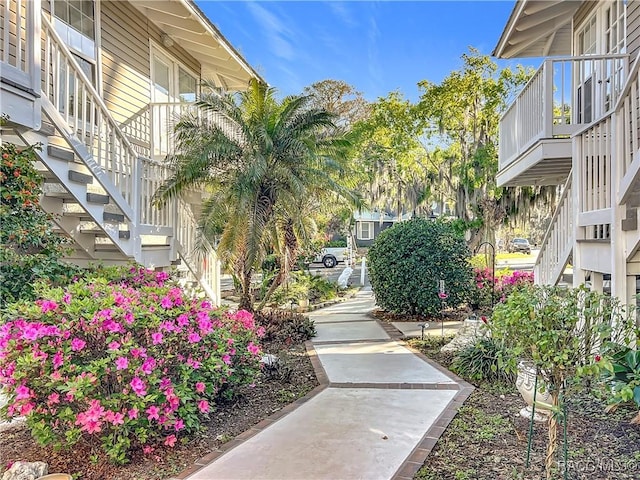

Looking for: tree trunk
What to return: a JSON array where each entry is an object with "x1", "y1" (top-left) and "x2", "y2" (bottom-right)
[{"x1": 545, "y1": 391, "x2": 560, "y2": 480}]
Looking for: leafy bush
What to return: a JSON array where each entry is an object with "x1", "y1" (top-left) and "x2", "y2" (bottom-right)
[
  {"x1": 0, "y1": 143, "x2": 79, "y2": 303},
  {"x1": 451, "y1": 338, "x2": 514, "y2": 383},
  {"x1": 0, "y1": 268, "x2": 263, "y2": 463},
  {"x1": 254, "y1": 309, "x2": 316, "y2": 345},
  {"x1": 368, "y1": 219, "x2": 473, "y2": 315},
  {"x1": 269, "y1": 271, "x2": 338, "y2": 304}
]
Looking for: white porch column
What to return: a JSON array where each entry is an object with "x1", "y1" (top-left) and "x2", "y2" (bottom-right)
[{"x1": 591, "y1": 272, "x2": 603, "y2": 293}]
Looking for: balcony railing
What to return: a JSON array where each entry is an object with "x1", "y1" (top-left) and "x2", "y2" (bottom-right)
[
  {"x1": 121, "y1": 102, "x2": 238, "y2": 161},
  {"x1": 499, "y1": 54, "x2": 629, "y2": 170},
  {"x1": 1, "y1": 0, "x2": 40, "y2": 91}
]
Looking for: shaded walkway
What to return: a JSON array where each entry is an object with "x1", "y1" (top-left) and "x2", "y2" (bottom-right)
[{"x1": 176, "y1": 288, "x2": 473, "y2": 480}]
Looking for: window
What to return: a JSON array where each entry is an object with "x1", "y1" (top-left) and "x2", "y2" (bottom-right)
[
  {"x1": 53, "y1": 0, "x2": 95, "y2": 40},
  {"x1": 357, "y1": 222, "x2": 374, "y2": 240},
  {"x1": 151, "y1": 49, "x2": 199, "y2": 103}
]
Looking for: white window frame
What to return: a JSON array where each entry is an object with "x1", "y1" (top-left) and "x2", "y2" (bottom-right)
[
  {"x1": 573, "y1": 0, "x2": 626, "y2": 56},
  {"x1": 357, "y1": 221, "x2": 374, "y2": 241},
  {"x1": 51, "y1": 0, "x2": 101, "y2": 93},
  {"x1": 150, "y1": 42, "x2": 200, "y2": 104}
]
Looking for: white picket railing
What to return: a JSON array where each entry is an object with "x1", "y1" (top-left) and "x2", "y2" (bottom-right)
[
  {"x1": 534, "y1": 175, "x2": 574, "y2": 285},
  {"x1": 499, "y1": 54, "x2": 629, "y2": 171}
]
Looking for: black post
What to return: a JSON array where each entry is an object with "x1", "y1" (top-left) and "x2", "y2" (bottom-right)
[{"x1": 475, "y1": 241, "x2": 496, "y2": 309}]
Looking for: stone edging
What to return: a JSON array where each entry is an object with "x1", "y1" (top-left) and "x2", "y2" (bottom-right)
[{"x1": 375, "y1": 317, "x2": 476, "y2": 480}]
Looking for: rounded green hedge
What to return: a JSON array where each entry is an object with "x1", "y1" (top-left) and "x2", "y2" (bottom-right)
[{"x1": 368, "y1": 218, "x2": 473, "y2": 315}]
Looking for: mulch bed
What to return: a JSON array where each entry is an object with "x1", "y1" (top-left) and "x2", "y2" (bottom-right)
[
  {"x1": 0, "y1": 342, "x2": 318, "y2": 480},
  {"x1": 410, "y1": 339, "x2": 640, "y2": 480}
]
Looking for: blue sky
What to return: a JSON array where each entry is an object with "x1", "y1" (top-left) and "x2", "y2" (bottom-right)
[{"x1": 197, "y1": 1, "x2": 540, "y2": 101}]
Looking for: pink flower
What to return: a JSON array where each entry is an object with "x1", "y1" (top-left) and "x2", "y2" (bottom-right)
[
  {"x1": 105, "y1": 410, "x2": 125, "y2": 425},
  {"x1": 142, "y1": 445, "x2": 154, "y2": 455},
  {"x1": 176, "y1": 314, "x2": 190, "y2": 327},
  {"x1": 15, "y1": 384, "x2": 32, "y2": 400},
  {"x1": 40, "y1": 300, "x2": 58, "y2": 313},
  {"x1": 174, "y1": 418, "x2": 185, "y2": 431},
  {"x1": 256, "y1": 326, "x2": 266, "y2": 338},
  {"x1": 130, "y1": 377, "x2": 147, "y2": 397},
  {"x1": 47, "y1": 392, "x2": 60, "y2": 405},
  {"x1": 128, "y1": 408, "x2": 139, "y2": 419},
  {"x1": 247, "y1": 342, "x2": 260, "y2": 355},
  {"x1": 141, "y1": 357, "x2": 156, "y2": 375},
  {"x1": 437, "y1": 292, "x2": 448, "y2": 300},
  {"x1": 188, "y1": 332, "x2": 201, "y2": 344},
  {"x1": 115, "y1": 357, "x2": 128, "y2": 370},
  {"x1": 160, "y1": 296, "x2": 173, "y2": 309},
  {"x1": 71, "y1": 338, "x2": 86, "y2": 351},
  {"x1": 146, "y1": 405, "x2": 160, "y2": 421},
  {"x1": 151, "y1": 332, "x2": 163, "y2": 345},
  {"x1": 164, "y1": 434, "x2": 177, "y2": 447},
  {"x1": 222, "y1": 354, "x2": 231, "y2": 365},
  {"x1": 595, "y1": 354, "x2": 602, "y2": 362},
  {"x1": 62, "y1": 292, "x2": 72, "y2": 304},
  {"x1": 52, "y1": 351, "x2": 64, "y2": 369},
  {"x1": 21, "y1": 324, "x2": 41, "y2": 341},
  {"x1": 195, "y1": 382, "x2": 205, "y2": 393},
  {"x1": 197, "y1": 400, "x2": 209, "y2": 413},
  {"x1": 20, "y1": 402, "x2": 34, "y2": 416},
  {"x1": 108, "y1": 341, "x2": 120, "y2": 350}
]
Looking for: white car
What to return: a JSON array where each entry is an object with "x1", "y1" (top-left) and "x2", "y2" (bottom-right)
[{"x1": 314, "y1": 247, "x2": 347, "y2": 268}]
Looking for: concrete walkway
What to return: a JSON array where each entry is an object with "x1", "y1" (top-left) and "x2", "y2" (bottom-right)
[{"x1": 178, "y1": 288, "x2": 473, "y2": 480}]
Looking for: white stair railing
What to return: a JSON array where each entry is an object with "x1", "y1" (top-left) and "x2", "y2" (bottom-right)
[
  {"x1": 617, "y1": 56, "x2": 640, "y2": 203},
  {"x1": 41, "y1": 15, "x2": 138, "y2": 220},
  {"x1": 534, "y1": 175, "x2": 574, "y2": 285},
  {"x1": 175, "y1": 198, "x2": 220, "y2": 304}
]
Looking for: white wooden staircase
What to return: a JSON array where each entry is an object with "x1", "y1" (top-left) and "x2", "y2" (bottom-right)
[
  {"x1": 534, "y1": 175, "x2": 574, "y2": 286},
  {"x1": 1, "y1": 8, "x2": 220, "y2": 303}
]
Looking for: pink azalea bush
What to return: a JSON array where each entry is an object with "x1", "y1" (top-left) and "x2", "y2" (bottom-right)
[
  {"x1": 0, "y1": 267, "x2": 264, "y2": 464},
  {"x1": 470, "y1": 267, "x2": 534, "y2": 309}
]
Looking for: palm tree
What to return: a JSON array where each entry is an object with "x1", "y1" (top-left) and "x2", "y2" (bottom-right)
[{"x1": 154, "y1": 80, "x2": 354, "y2": 310}]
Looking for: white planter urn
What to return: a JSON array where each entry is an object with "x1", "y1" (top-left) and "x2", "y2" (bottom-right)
[{"x1": 515, "y1": 361, "x2": 552, "y2": 422}]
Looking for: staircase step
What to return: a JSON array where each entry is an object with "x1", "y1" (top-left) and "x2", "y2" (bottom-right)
[
  {"x1": 103, "y1": 211, "x2": 125, "y2": 223},
  {"x1": 86, "y1": 192, "x2": 109, "y2": 204},
  {"x1": 68, "y1": 170, "x2": 93, "y2": 185},
  {"x1": 47, "y1": 145, "x2": 75, "y2": 162}
]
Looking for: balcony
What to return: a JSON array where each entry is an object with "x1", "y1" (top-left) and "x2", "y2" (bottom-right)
[{"x1": 497, "y1": 54, "x2": 629, "y2": 187}]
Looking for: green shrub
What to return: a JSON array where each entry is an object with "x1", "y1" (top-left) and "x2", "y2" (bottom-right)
[
  {"x1": 0, "y1": 143, "x2": 80, "y2": 303},
  {"x1": 254, "y1": 309, "x2": 316, "y2": 345},
  {"x1": 367, "y1": 219, "x2": 473, "y2": 315},
  {"x1": 451, "y1": 338, "x2": 514, "y2": 383},
  {"x1": 0, "y1": 267, "x2": 263, "y2": 463}
]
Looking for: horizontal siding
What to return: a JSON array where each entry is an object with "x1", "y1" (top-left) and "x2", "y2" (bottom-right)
[
  {"x1": 99, "y1": 0, "x2": 201, "y2": 125},
  {"x1": 100, "y1": 0, "x2": 150, "y2": 125},
  {"x1": 628, "y1": 0, "x2": 640, "y2": 61}
]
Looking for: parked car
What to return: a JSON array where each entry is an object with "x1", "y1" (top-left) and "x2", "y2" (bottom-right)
[
  {"x1": 314, "y1": 247, "x2": 347, "y2": 268},
  {"x1": 508, "y1": 238, "x2": 531, "y2": 254}
]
